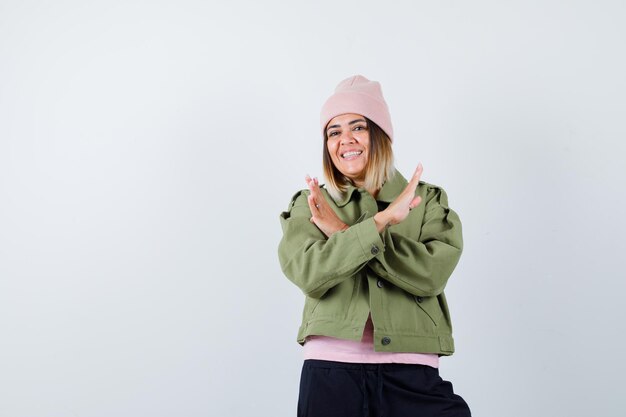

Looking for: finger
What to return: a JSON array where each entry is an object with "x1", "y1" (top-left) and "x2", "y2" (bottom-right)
[
  {"x1": 409, "y1": 163, "x2": 423, "y2": 185},
  {"x1": 407, "y1": 163, "x2": 423, "y2": 192},
  {"x1": 308, "y1": 179, "x2": 324, "y2": 202},
  {"x1": 408, "y1": 196, "x2": 422, "y2": 210},
  {"x1": 305, "y1": 174, "x2": 319, "y2": 190},
  {"x1": 307, "y1": 194, "x2": 320, "y2": 214},
  {"x1": 306, "y1": 178, "x2": 324, "y2": 206}
]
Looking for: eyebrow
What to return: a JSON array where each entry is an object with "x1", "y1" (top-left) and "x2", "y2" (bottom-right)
[{"x1": 326, "y1": 118, "x2": 367, "y2": 132}]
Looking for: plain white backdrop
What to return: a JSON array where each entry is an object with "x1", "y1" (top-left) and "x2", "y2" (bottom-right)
[{"x1": 1, "y1": 1, "x2": 625, "y2": 416}]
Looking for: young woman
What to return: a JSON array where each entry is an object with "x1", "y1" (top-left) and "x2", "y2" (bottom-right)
[{"x1": 278, "y1": 75, "x2": 471, "y2": 417}]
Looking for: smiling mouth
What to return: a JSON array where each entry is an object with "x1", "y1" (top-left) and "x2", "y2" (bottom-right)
[{"x1": 341, "y1": 151, "x2": 363, "y2": 159}]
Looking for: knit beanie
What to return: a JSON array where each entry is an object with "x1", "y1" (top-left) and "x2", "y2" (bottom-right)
[{"x1": 320, "y1": 75, "x2": 393, "y2": 141}]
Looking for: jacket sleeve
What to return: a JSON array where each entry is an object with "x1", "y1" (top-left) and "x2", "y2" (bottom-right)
[
  {"x1": 278, "y1": 190, "x2": 385, "y2": 299},
  {"x1": 368, "y1": 185, "x2": 463, "y2": 297}
]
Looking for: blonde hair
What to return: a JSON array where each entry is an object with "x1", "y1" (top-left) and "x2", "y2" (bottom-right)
[{"x1": 323, "y1": 118, "x2": 395, "y2": 201}]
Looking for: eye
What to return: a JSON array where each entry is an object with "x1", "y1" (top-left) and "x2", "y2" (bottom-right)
[
  {"x1": 327, "y1": 131, "x2": 340, "y2": 137},
  {"x1": 353, "y1": 125, "x2": 367, "y2": 131}
]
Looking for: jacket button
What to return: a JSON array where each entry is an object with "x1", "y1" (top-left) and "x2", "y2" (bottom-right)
[
  {"x1": 370, "y1": 245, "x2": 379, "y2": 255},
  {"x1": 377, "y1": 279, "x2": 384, "y2": 288},
  {"x1": 415, "y1": 296, "x2": 423, "y2": 303},
  {"x1": 381, "y1": 337, "x2": 391, "y2": 345}
]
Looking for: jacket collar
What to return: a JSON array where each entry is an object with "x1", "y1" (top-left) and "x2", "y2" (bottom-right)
[{"x1": 330, "y1": 169, "x2": 408, "y2": 207}]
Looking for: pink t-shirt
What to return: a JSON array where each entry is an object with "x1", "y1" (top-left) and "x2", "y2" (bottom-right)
[{"x1": 303, "y1": 314, "x2": 440, "y2": 368}]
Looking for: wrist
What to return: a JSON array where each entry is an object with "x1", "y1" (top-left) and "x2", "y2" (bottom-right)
[
  {"x1": 328, "y1": 222, "x2": 349, "y2": 237},
  {"x1": 374, "y1": 212, "x2": 390, "y2": 233}
]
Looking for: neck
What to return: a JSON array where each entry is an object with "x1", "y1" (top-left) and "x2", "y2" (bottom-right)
[
  {"x1": 355, "y1": 181, "x2": 379, "y2": 198},
  {"x1": 368, "y1": 187, "x2": 380, "y2": 199}
]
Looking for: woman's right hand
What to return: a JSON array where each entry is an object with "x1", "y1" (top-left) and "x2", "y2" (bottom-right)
[
  {"x1": 305, "y1": 175, "x2": 349, "y2": 238},
  {"x1": 374, "y1": 163, "x2": 423, "y2": 232}
]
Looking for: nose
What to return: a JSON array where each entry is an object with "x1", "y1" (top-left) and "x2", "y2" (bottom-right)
[{"x1": 340, "y1": 130, "x2": 355, "y2": 145}]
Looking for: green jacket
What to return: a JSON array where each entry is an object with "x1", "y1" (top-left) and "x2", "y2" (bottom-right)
[{"x1": 278, "y1": 170, "x2": 463, "y2": 356}]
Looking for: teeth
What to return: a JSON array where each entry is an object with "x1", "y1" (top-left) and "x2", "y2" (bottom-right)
[{"x1": 342, "y1": 151, "x2": 362, "y2": 158}]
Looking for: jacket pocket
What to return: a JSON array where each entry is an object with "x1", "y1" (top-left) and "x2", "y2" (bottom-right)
[
  {"x1": 414, "y1": 295, "x2": 439, "y2": 327},
  {"x1": 302, "y1": 296, "x2": 322, "y2": 322}
]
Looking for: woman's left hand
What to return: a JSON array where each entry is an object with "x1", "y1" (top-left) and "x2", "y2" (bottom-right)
[{"x1": 305, "y1": 175, "x2": 348, "y2": 238}]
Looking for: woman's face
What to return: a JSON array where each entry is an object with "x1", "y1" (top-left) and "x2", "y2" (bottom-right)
[{"x1": 325, "y1": 113, "x2": 370, "y2": 186}]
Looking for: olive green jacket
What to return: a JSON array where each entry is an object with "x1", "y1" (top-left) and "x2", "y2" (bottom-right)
[{"x1": 277, "y1": 170, "x2": 463, "y2": 356}]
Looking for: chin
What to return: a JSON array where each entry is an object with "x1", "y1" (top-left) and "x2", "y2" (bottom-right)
[{"x1": 343, "y1": 172, "x2": 366, "y2": 183}]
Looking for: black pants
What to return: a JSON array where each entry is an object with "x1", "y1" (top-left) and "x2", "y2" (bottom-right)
[{"x1": 298, "y1": 360, "x2": 471, "y2": 417}]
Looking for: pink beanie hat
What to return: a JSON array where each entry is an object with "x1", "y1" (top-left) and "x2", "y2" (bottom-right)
[{"x1": 320, "y1": 75, "x2": 393, "y2": 141}]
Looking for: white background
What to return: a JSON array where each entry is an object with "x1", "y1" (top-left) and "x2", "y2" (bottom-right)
[{"x1": 1, "y1": 1, "x2": 625, "y2": 416}]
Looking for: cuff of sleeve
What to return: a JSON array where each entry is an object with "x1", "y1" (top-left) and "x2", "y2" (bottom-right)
[{"x1": 354, "y1": 217, "x2": 385, "y2": 258}]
